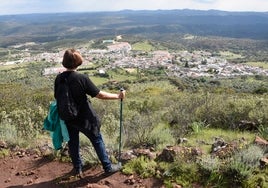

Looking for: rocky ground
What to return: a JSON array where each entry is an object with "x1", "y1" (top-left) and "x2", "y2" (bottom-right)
[
  {"x1": 0, "y1": 149, "x2": 163, "y2": 188},
  {"x1": 2, "y1": 135, "x2": 266, "y2": 188}
]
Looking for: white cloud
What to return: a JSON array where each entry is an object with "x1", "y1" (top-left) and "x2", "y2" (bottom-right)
[
  {"x1": 214, "y1": 0, "x2": 268, "y2": 12},
  {"x1": 0, "y1": 0, "x2": 267, "y2": 15},
  {"x1": 0, "y1": 0, "x2": 63, "y2": 15},
  {"x1": 62, "y1": 0, "x2": 268, "y2": 12}
]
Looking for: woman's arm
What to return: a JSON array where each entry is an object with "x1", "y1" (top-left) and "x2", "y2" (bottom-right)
[{"x1": 95, "y1": 90, "x2": 125, "y2": 100}]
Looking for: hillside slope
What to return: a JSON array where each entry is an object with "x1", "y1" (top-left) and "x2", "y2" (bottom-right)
[{"x1": 1, "y1": 9, "x2": 268, "y2": 47}]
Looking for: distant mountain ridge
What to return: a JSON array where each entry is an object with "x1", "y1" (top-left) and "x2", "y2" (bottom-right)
[{"x1": 0, "y1": 9, "x2": 268, "y2": 47}]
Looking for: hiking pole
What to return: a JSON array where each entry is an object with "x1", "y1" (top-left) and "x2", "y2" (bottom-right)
[{"x1": 118, "y1": 88, "x2": 124, "y2": 167}]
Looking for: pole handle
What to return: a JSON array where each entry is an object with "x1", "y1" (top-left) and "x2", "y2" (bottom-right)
[{"x1": 120, "y1": 88, "x2": 124, "y2": 101}]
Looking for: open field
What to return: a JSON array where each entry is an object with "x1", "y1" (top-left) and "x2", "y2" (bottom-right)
[
  {"x1": 246, "y1": 61, "x2": 268, "y2": 69},
  {"x1": 219, "y1": 51, "x2": 244, "y2": 59}
]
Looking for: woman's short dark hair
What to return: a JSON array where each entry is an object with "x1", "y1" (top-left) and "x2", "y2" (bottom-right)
[{"x1": 62, "y1": 49, "x2": 83, "y2": 69}]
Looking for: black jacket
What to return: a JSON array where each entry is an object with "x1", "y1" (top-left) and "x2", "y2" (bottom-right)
[{"x1": 54, "y1": 71, "x2": 101, "y2": 136}]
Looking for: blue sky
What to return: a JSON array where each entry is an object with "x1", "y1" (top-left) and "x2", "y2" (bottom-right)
[{"x1": 0, "y1": 0, "x2": 267, "y2": 15}]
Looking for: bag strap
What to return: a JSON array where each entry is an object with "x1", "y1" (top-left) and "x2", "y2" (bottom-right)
[{"x1": 61, "y1": 72, "x2": 75, "y2": 101}]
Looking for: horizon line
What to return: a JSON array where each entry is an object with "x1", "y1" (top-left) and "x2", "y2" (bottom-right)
[{"x1": 1, "y1": 8, "x2": 268, "y2": 16}]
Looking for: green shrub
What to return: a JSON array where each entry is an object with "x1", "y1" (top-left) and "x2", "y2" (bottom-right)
[
  {"x1": 0, "y1": 108, "x2": 46, "y2": 147},
  {"x1": 124, "y1": 111, "x2": 161, "y2": 148},
  {"x1": 163, "y1": 93, "x2": 204, "y2": 137},
  {"x1": 149, "y1": 123, "x2": 176, "y2": 150},
  {"x1": 122, "y1": 156, "x2": 157, "y2": 178},
  {"x1": 101, "y1": 113, "x2": 120, "y2": 149},
  {"x1": 0, "y1": 114, "x2": 18, "y2": 145},
  {"x1": 190, "y1": 121, "x2": 207, "y2": 134},
  {"x1": 258, "y1": 125, "x2": 268, "y2": 140},
  {"x1": 163, "y1": 160, "x2": 200, "y2": 187},
  {"x1": 224, "y1": 144, "x2": 264, "y2": 186},
  {"x1": 195, "y1": 93, "x2": 268, "y2": 130},
  {"x1": 198, "y1": 155, "x2": 221, "y2": 172},
  {"x1": 231, "y1": 144, "x2": 263, "y2": 169},
  {"x1": 8, "y1": 107, "x2": 45, "y2": 139},
  {"x1": 253, "y1": 86, "x2": 268, "y2": 94},
  {"x1": 243, "y1": 168, "x2": 268, "y2": 188},
  {"x1": 0, "y1": 149, "x2": 10, "y2": 158}
]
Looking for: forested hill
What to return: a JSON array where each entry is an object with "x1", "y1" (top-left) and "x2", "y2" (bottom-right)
[{"x1": 1, "y1": 9, "x2": 268, "y2": 47}]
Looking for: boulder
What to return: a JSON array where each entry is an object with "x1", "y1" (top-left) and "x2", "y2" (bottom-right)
[
  {"x1": 254, "y1": 136, "x2": 268, "y2": 146},
  {"x1": 260, "y1": 156, "x2": 268, "y2": 168},
  {"x1": 156, "y1": 146, "x2": 202, "y2": 162},
  {"x1": 0, "y1": 140, "x2": 8, "y2": 148},
  {"x1": 133, "y1": 148, "x2": 156, "y2": 160}
]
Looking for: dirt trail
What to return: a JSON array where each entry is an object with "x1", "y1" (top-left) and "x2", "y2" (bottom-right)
[{"x1": 0, "y1": 153, "x2": 163, "y2": 188}]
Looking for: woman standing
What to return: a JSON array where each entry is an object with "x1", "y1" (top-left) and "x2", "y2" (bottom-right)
[{"x1": 54, "y1": 49, "x2": 125, "y2": 177}]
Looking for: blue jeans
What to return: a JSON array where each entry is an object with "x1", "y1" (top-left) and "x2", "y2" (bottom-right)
[{"x1": 66, "y1": 123, "x2": 112, "y2": 172}]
